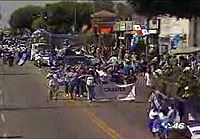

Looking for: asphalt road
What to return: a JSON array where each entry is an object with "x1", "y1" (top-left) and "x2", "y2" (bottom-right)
[{"x1": 0, "y1": 61, "x2": 155, "y2": 139}]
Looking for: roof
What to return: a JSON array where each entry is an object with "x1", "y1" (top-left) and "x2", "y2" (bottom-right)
[
  {"x1": 169, "y1": 47, "x2": 200, "y2": 55},
  {"x1": 92, "y1": 10, "x2": 117, "y2": 18}
]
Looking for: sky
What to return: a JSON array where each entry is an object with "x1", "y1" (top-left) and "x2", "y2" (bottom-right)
[
  {"x1": 0, "y1": 1, "x2": 56, "y2": 28},
  {"x1": 0, "y1": 0, "x2": 126, "y2": 28}
]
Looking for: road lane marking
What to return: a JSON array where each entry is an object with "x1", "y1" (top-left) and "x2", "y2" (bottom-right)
[
  {"x1": 3, "y1": 133, "x2": 7, "y2": 138},
  {"x1": 38, "y1": 64, "x2": 123, "y2": 139},
  {"x1": 1, "y1": 113, "x2": 5, "y2": 123},
  {"x1": 73, "y1": 101, "x2": 123, "y2": 139},
  {"x1": 87, "y1": 111, "x2": 123, "y2": 139},
  {"x1": 0, "y1": 99, "x2": 3, "y2": 105},
  {"x1": 0, "y1": 91, "x2": 2, "y2": 95}
]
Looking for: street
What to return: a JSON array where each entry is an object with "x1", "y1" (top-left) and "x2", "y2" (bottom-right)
[{"x1": 0, "y1": 62, "x2": 153, "y2": 139}]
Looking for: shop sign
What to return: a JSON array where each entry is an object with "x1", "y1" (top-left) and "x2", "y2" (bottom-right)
[
  {"x1": 142, "y1": 29, "x2": 149, "y2": 35},
  {"x1": 126, "y1": 21, "x2": 133, "y2": 31},
  {"x1": 149, "y1": 18, "x2": 159, "y2": 29},
  {"x1": 149, "y1": 29, "x2": 158, "y2": 34},
  {"x1": 100, "y1": 27, "x2": 112, "y2": 34},
  {"x1": 120, "y1": 21, "x2": 126, "y2": 31},
  {"x1": 118, "y1": 37, "x2": 125, "y2": 40},
  {"x1": 113, "y1": 22, "x2": 120, "y2": 31},
  {"x1": 133, "y1": 25, "x2": 141, "y2": 31}
]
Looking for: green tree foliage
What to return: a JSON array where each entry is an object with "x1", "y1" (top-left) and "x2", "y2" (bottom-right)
[
  {"x1": 44, "y1": 2, "x2": 74, "y2": 32},
  {"x1": 94, "y1": 1, "x2": 114, "y2": 12},
  {"x1": 116, "y1": 3, "x2": 133, "y2": 20},
  {"x1": 154, "y1": 63, "x2": 200, "y2": 98},
  {"x1": 9, "y1": 5, "x2": 43, "y2": 29},
  {"x1": 76, "y1": 3, "x2": 93, "y2": 31},
  {"x1": 128, "y1": 1, "x2": 200, "y2": 18},
  {"x1": 43, "y1": 2, "x2": 93, "y2": 33},
  {"x1": 31, "y1": 18, "x2": 47, "y2": 29},
  {"x1": 9, "y1": 2, "x2": 93, "y2": 33}
]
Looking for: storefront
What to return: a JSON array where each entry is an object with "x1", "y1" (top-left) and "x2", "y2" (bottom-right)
[{"x1": 91, "y1": 10, "x2": 117, "y2": 45}]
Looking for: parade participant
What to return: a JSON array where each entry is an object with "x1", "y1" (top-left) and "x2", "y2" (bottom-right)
[
  {"x1": 148, "y1": 108, "x2": 159, "y2": 137},
  {"x1": 67, "y1": 67, "x2": 76, "y2": 100},
  {"x1": 145, "y1": 68, "x2": 153, "y2": 87},
  {"x1": 152, "y1": 109, "x2": 169, "y2": 138},
  {"x1": 2, "y1": 51, "x2": 7, "y2": 65},
  {"x1": 68, "y1": 67, "x2": 80, "y2": 100},
  {"x1": 167, "y1": 105, "x2": 175, "y2": 119},
  {"x1": 148, "y1": 89, "x2": 164, "y2": 112},
  {"x1": 86, "y1": 68, "x2": 96, "y2": 103},
  {"x1": 47, "y1": 71, "x2": 59, "y2": 100},
  {"x1": 99, "y1": 67, "x2": 111, "y2": 84},
  {"x1": 8, "y1": 51, "x2": 14, "y2": 67},
  {"x1": 110, "y1": 70, "x2": 121, "y2": 84},
  {"x1": 79, "y1": 66, "x2": 90, "y2": 97},
  {"x1": 64, "y1": 66, "x2": 70, "y2": 97},
  {"x1": 123, "y1": 60, "x2": 133, "y2": 76}
]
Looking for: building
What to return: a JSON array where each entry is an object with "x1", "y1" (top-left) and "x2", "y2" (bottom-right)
[
  {"x1": 157, "y1": 16, "x2": 190, "y2": 55},
  {"x1": 91, "y1": 10, "x2": 118, "y2": 44}
]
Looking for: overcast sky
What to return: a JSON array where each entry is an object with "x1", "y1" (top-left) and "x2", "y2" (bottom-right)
[
  {"x1": 0, "y1": 1, "x2": 56, "y2": 28},
  {"x1": 0, "y1": 0, "x2": 126, "y2": 28}
]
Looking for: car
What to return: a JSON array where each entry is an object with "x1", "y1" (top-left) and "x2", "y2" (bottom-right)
[{"x1": 186, "y1": 121, "x2": 200, "y2": 139}]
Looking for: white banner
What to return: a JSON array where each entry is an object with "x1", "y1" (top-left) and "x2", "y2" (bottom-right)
[{"x1": 94, "y1": 83, "x2": 136, "y2": 102}]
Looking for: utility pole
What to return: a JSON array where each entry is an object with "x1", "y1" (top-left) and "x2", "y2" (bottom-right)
[
  {"x1": 193, "y1": 16, "x2": 197, "y2": 47},
  {"x1": 157, "y1": 18, "x2": 161, "y2": 64},
  {"x1": 73, "y1": 5, "x2": 77, "y2": 34},
  {"x1": 145, "y1": 17, "x2": 150, "y2": 62}
]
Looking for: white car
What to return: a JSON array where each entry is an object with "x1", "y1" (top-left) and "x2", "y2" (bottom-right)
[{"x1": 187, "y1": 121, "x2": 200, "y2": 139}]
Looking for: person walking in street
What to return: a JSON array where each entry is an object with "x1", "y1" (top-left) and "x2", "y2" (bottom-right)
[
  {"x1": 86, "y1": 68, "x2": 96, "y2": 103},
  {"x1": 148, "y1": 108, "x2": 159, "y2": 137},
  {"x1": 145, "y1": 68, "x2": 153, "y2": 87}
]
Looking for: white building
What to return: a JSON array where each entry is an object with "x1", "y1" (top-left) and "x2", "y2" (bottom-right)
[{"x1": 157, "y1": 16, "x2": 190, "y2": 55}]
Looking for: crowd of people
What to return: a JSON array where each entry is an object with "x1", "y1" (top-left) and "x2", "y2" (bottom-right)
[
  {"x1": 145, "y1": 53, "x2": 200, "y2": 138},
  {"x1": 45, "y1": 57, "x2": 139, "y2": 102},
  {"x1": 38, "y1": 39, "x2": 200, "y2": 138},
  {"x1": 2, "y1": 29, "x2": 200, "y2": 138},
  {"x1": 0, "y1": 36, "x2": 30, "y2": 67}
]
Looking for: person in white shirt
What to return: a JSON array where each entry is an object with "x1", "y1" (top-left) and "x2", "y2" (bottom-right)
[
  {"x1": 145, "y1": 68, "x2": 153, "y2": 87},
  {"x1": 148, "y1": 108, "x2": 159, "y2": 136},
  {"x1": 86, "y1": 69, "x2": 96, "y2": 103},
  {"x1": 152, "y1": 109, "x2": 169, "y2": 136}
]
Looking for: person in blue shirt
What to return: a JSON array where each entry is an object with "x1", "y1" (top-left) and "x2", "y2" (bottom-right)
[{"x1": 123, "y1": 60, "x2": 133, "y2": 76}]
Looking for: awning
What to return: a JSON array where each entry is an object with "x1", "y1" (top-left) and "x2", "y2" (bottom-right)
[
  {"x1": 130, "y1": 30, "x2": 143, "y2": 36},
  {"x1": 169, "y1": 47, "x2": 200, "y2": 55},
  {"x1": 99, "y1": 27, "x2": 112, "y2": 34}
]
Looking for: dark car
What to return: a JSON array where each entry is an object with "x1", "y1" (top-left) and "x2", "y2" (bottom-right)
[{"x1": 64, "y1": 56, "x2": 93, "y2": 66}]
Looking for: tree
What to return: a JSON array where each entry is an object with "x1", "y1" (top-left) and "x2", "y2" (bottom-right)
[
  {"x1": 31, "y1": 18, "x2": 47, "y2": 30},
  {"x1": 9, "y1": 5, "x2": 43, "y2": 29},
  {"x1": 94, "y1": 1, "x2": 114, "y2": 12},
  {"x1": 44, "y1": 2, "x2": 93, "y2": 33},
  {"x1": 128, "y1": 1, "x2": 200, "y2": 18},
  {"x1": 115, "y1": 3, "x2": 133, "y2": 20}
]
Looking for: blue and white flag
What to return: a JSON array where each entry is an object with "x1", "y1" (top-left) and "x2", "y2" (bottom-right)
[{"x1": 18, "y1": 53, "x2": 27, "y2": 66}]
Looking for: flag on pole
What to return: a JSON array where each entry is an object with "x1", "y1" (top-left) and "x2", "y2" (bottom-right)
[{"x1": 18, "y1": 53, "x2": 27, "y2": 66}]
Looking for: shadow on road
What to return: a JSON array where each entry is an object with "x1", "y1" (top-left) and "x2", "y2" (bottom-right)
[
  {"x1": 0, "y1": 135, "x2": 23, "y2": 138},
  {"x1": 0, "y1": 106, "x2": 62, "y2": 111},
  {"x1": 0, "y1": 73, "x2": 29, "y2": 76}
]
